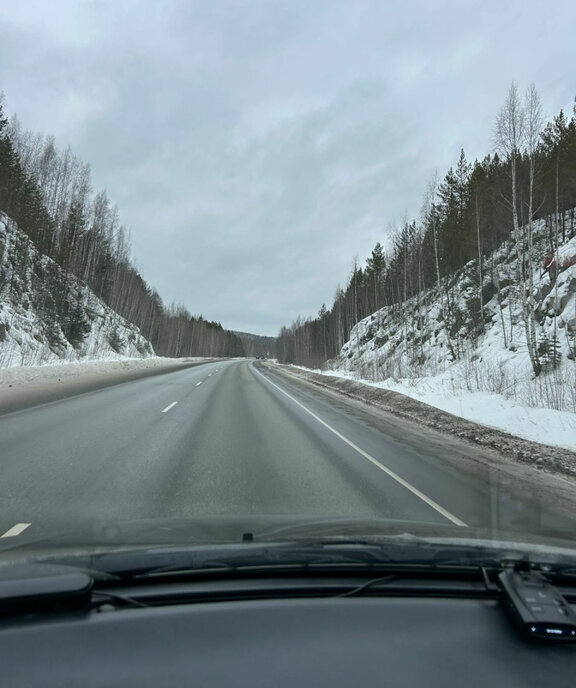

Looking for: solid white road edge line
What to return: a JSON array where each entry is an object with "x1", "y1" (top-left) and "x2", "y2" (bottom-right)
[
  {"x1": 1, "y1": 523, "x2": 31, "y2": 538},
  {"x1": 162, "y1": 401, "x2": 178, "y2": 413},
  {"x1": 252, "y1": 366, "x2": 467, "y2": 528}
]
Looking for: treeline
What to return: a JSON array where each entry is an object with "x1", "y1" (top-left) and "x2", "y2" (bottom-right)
[
  {"x1": 278, "y1": 84, "x2": 576, "y2": 370},
  {"x1": 0, "y1": 95, "x2": 244, "y2": 358}
]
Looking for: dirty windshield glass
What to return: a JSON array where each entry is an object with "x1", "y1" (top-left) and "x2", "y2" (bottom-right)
[{"x1": 0, "y1": 1, "x2": 575, "y2": 561}]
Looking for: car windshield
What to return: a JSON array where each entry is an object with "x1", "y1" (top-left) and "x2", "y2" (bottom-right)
[{"x1": 0, "y1": 1, "x2": 575, "y2": 570}]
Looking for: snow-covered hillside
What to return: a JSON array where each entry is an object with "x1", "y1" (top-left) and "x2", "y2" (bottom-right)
[
  {"x1": 0, "y1": 212, "x2": 154, "y2": 367},
  {"x1": 323, "y1": 212, "x2": 576, "y2": 448}
]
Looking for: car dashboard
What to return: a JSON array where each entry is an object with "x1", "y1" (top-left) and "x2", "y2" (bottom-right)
[{"x1": 0, "y1": 575, "x2": 574, "y2": 687}]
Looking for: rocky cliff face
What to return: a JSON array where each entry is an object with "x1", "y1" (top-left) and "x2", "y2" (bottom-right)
[
  {"x1": 0, "y1": 212, "x2": 154, "y2": 367},
  {"x1": 332, "y1": 212, "x2": 576, "y2": 412}
]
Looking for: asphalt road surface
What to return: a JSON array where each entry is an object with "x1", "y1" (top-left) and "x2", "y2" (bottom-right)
[{"x1": 0, "y1": 360, "x2": 574, "y2": 543}]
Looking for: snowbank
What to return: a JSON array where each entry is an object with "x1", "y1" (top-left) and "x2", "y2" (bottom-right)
[{"x1": 310, "y1": 367, "x2": 576, "y2": 452}]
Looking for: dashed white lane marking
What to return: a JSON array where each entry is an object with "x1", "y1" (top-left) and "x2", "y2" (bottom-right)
[
  {"x1": 162, "y1": 401, "x2": 178, "y2": 413},
  {"x1": 196, "y1": 381, "x2": 202, "y2": 386},
  {"x1": 1, "y1": 523, "x2": 31, "y2": 538},
  {"x1": 252, "y1": 366, "x2": 467, "y2": 528}
]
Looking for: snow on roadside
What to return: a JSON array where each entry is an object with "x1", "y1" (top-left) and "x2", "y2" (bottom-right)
[
  {"x1": 0, "y1": 356, "x2": 209, "y2": 389},
  {"x1": 297, "y1": 366, "x2": 576, "y2": 452}
]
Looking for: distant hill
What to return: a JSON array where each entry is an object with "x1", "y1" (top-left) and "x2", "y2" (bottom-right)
[{"x1": 234, "y1": 331, "x2": 277, "y2": 358}]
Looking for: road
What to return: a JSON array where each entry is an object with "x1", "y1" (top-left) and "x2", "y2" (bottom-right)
[{"x1": 0, "y1": 359, "x2": 574, "y2": 543}]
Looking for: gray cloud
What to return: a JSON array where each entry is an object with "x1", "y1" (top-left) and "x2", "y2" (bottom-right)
[{"x1": 1, "y1": 0, "x2": 575, "y2": 335}]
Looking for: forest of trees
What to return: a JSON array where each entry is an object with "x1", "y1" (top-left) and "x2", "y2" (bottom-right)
[
  {"x1": 0, "y1": 95, "x2": 244, "y2": 358},
  {"x1": 277, "y1": 84, "x2": 576, "y2": 371}
]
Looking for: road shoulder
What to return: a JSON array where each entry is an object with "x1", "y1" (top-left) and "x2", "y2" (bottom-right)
[
  {"x1": 0, "y1": 357, "x2": 219, "y2": 416},
  {"x1": 259, "y1": 361, "x2": 576, "y2": 525}
]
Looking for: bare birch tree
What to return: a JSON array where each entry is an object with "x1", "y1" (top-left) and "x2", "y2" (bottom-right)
[
  {"x1": 524, "y1": 83, "x2": 544, "y2": 373},
  {"x1": 495, "y1": 82, "x2": 541, "y2": 374},
  {"x1": 421, "y1": 172, "x2": 441, "y2": 288},
  {"x1": 495, "y1": 82, "x2": 525, "y2": 239}
]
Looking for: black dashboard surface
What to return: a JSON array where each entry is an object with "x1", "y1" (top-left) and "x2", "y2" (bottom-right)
[{"x1": 0, "y1": 596, "x2": 574, "y2": 687}]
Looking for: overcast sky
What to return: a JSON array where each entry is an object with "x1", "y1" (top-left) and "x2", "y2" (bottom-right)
[{"x1": 1, "y1": 1, "x2": 575, "y2": 335}]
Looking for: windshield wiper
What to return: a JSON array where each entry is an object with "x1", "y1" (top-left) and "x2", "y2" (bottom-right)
[
  {"x1": 87, "y1": 538, "x2": 527, "y2": 580},
  {"x1": 105, "y1": 541, "x2": 395, "y2": 579},
  {"x1": 6, "y1": 536, "x2": 576, "y2": 589}
]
